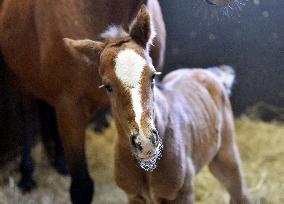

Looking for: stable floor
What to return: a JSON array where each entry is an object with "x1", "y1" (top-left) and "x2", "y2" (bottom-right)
[{"x1": 0, "y1": 117, "x2": 283, "y2": 204}]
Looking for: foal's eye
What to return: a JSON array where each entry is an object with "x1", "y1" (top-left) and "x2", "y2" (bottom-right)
[
  {"x1": 104, "y1": 84, "x2": 113, "y2": 93},
  {"x1": 151, "y1": 73, "x2": 156, "y2": 82},
  {"x1": 151, "y1": 74, "x2": 156, "y2": 88}
]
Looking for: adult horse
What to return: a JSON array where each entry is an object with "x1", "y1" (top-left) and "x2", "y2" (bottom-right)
[
  {"x1": 0, "y1": 0, "x2": 235, "y2": 203},
  {"x1": 0, "y1": 1, "x2": 164, "y2": 203}
]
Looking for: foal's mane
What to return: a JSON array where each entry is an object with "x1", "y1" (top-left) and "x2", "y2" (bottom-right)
[
  {"x1": 100, "y1": 25, "x2": 128, "y2": 40},
  {"x1": 97, "y1": 25, "x2": 133, "y2": 52}
]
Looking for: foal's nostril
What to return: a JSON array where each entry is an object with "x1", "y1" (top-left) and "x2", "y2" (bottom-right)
[
  {"x1": 146, "y1": 150, "x2": 154, "y2": 156},
  {"x1": 150, "y1": 129, "x2": 159, "y2": 147},
  {"x1": 130, "y1": 135, "x2": 143, "y2": 151},
  {"x1": 130, "y1": 135, "x2": 137, "y2": 147}
]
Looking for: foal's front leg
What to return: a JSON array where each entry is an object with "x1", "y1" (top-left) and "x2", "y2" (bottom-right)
[
  {"x1": 157, "y1": 194, "x2": 194, "y2": 204},
  {"x1": 55, "y1": 97, "x2": 94, "y2": 204},
  {"x1": 128, "y1": 195, "x2": 148, "y2": 204},
  {"x1": 156, "y1": 185, "x2": 194, "y2": 204}
]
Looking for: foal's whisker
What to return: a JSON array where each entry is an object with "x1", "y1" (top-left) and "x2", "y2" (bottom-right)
[
  {"x1": 98, "y1": 84, "x2": 105, "y2": 88},
  {"x1": 155, "y1": 71, "x2": 162, "y2": 75}
]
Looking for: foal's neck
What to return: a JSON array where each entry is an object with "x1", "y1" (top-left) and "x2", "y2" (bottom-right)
[{"x1": 153, "y1": 86, "x2": 169, "y2": 136}]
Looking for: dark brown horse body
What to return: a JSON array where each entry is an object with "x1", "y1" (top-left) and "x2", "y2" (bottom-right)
[
  {"x1": 0, "y1": 0, "x2": 165, "y2": 203},
  {"x1": 0, "y1": 0, "x2": 165, "y2": 104}
]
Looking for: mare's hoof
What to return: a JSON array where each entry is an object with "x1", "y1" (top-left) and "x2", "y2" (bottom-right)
[
  {"x1": 71, "y1": 176, "x2": 94, "y2": 204},
  {"x1": 18, "y1": 178, "x2": 36, "y2": 192}
]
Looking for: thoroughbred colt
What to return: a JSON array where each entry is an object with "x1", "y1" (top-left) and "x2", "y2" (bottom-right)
[{"x1": 64, "y1": 5, "x2": 253, "y2": 204}]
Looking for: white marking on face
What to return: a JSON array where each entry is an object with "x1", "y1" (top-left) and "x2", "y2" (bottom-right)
[
  {"x1": 115, "y1": 49, "x2": 146, "y2": 88},
  {"x1": 115, "y1": 49, "x2": 147, "y2": 133},
  {"x1": 130, "y1": 88, "x2": 143, "y2": 132}
]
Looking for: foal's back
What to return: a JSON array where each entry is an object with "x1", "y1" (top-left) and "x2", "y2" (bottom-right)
[{"x1": 162, "y1": 68, "x2": 233, "y2": 172}]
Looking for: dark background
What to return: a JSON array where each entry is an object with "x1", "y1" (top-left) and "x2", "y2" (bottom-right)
[{"x1": 159, "y1": 0, "x2": 284, "y2": 116}]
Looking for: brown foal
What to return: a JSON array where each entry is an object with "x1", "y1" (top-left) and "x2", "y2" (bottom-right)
[{"x1": 65, "y1": 5, "x2": 253, "y2": 204}]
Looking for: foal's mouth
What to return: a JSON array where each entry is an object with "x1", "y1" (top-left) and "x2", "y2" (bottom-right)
[
  {"x1": 138, "y1": 152, "x2": 157, "y2": 161},
  {"x1": 134, "y1": 140, "x2": 163, "y2": 172}
]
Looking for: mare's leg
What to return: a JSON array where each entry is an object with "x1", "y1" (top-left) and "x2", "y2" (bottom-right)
[
  {"x1": 55, "y1": 97, "x2": 94, "y2": 204},
  {"x1": 208, "y1": 111, "x2": 253, "y2": 204},
  {"x1": 38, "y1": 100, "x2": 68, "y2": 175},
  {"x1": 18, "y1": 96, "x2": 36, "y2": 191}
]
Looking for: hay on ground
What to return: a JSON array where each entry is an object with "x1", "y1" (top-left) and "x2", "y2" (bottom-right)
[{"x1": 0, "y1": 117, "x2": 283, "y2": 204}]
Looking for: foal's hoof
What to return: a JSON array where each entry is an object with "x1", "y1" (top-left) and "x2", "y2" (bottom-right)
[
  {"x1": 54, "y1": 157, "x2": 69, "y2": 175},
  {"x1": 18, "y1": 178, "x2": 36, "y2": 192}
]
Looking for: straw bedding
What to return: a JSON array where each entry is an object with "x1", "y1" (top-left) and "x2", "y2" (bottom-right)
[{"x1": 0, "y1": 116, "x2": 283, "y2": 204}]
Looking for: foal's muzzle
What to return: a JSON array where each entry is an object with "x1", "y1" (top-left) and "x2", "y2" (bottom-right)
[
  {"x1": 130, "y1": 129, "x2": 163, "y2": 171},
  {"x1": 130, "y1": 129, "x2": 160, "y2": 159},
  {"x1": 130, "y1": 130, "x2": 159, "y2": 150}
]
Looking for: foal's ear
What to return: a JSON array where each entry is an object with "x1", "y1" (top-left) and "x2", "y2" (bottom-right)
[
  {"x1": 129, "y1": 5, "x2": 156, "y2": 49},
  {"x1": 63, "y1": 38, "x2": 105, "y2": 64}
]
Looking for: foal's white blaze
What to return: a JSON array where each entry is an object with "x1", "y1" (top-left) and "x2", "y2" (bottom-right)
[
  {"x1": 130, "y1": 88, "x2": 143, "y2": 132},
  {"x1": 115, "y1": 49, "x2": 146, "y2": 88},
  {"x1": 115, "y1": 49, "x2": 146, "y2": 133},
  {"x1": 115, "y1": 49, "x2": 162, "y2": 171}
]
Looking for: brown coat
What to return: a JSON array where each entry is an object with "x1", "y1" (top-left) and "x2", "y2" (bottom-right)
[
  {"x1": 63, "y1": 5, "x2": 252, "y2": 202},
  {"x1": 0, "y1": 1, "x2": 165, "y2": 203}
]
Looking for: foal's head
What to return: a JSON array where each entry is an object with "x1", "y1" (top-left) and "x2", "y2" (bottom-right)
[{"x1": 64, "y1": 5, "x2": 162, "y2": 171}]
